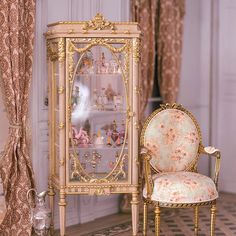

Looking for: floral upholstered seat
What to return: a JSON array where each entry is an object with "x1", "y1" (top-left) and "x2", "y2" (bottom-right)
[
  {"x1": 143, "y1": 171, "x2": 218, "y2": 204},
  {"x1": 140, "y1": 104, "x2": 221, "y2": 236}
]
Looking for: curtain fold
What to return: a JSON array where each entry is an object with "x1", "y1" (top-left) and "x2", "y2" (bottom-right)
[
  {"x1": 132, "y1": 0, "x2": 185, "y2": 108},
  {"x1": 0, "y1": 0, "x2": 36, "y2": 235},
  {"x1": 157, "y1": 0, "x2": 185, "y2": 103},
  {"x1": 131, "y1": 0, "x2": 157, "y2": 120}
]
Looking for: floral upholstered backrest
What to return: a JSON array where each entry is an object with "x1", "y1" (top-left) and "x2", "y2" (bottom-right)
[{"x1": 141, "y1": 104, "x2": 201, "y2": 172}]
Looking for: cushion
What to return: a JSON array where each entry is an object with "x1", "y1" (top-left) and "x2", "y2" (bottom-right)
[
  {"x1": 143, "y1": 172, "x2": 218, "y2": 204},
  {"x1": 143, "y1": 109, "x2": 200, "y2": 172}
]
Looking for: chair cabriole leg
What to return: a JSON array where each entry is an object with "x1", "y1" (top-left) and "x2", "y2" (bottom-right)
[
  {"x1": 143, "y1": 201, "x2": 148, "y2": 235},
  {"x1": 210, "y1": 203, "x2": 217, "y2": 236},
  {"x1": 194, "y1": 206, "x2": 199, "y2": 235}
]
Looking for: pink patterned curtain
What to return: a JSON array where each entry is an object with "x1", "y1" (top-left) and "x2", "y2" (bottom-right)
[
  {"x1": 131, "y1": 0, "x2": 185, "y2": 107},
  {"x1": 157, "y1": 0, "x2": 185, "y2": 103},
  {"x1": 131, "y1": 0, "x2": 157, "y2": 120},
  {"x1": 0, "y1": 0, "x2": 36, "y2": 235}
]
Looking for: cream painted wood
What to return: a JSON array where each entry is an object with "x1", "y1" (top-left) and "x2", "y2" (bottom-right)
[{"x1": 46, "y1": 16, "x2": 140, "y2": 236}]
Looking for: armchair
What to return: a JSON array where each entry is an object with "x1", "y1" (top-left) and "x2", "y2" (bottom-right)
[{"x1": 140, "y1": 103, "x2": 221, "y2": 236}]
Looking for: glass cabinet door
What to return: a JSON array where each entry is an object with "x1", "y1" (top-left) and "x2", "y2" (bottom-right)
[{"x1": 67, "y1": 39, "x2": 131, "y2": 183}]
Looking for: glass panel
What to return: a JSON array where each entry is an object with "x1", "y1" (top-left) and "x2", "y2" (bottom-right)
[{"x1": 69, "y1": 41, "x2": 129, "y2": 183}]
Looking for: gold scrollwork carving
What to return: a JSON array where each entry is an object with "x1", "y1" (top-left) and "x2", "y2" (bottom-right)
[
  {"x1": 67, "y1": 42, "x2": 75, "y2": 83},
  {"x1": 47, "y1": 40, "x2": 58, "y2": 61},
  {"x1": 58, "y1": 122, "x2": 65, "y2": 130},
  {"x1": 58, "y1": 38, "x2": 65, "y2": 62},
  {"x1": 82, "y1": 13, "x2": 116, "y2": 31},
  {"x1": 47, "y1": 39, "x2": 65, "y2": 62},
  {"x1": 57, "y1": 86, "x2": 64, "y2": 94},
  {"x1": 88, "y1": 186, "x2": 111, "y2": 195},
  {"x1": 69, "y1": 38, "x2": 129, "y2": 54},
  {"x1": 133, "y1": 38, "x2": 141, "y2": 63}
]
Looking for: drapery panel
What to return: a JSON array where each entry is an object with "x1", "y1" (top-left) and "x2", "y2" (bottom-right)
[
  {"x1": 0, "y1": 0, "x2": 36, "y2": 235},
  {"x1": 131, "y1": 0, "x2": 157, "y2": 120},
  {"x1": 132, "y1": 0, "x2": 185, "y2": 108},
  {"x1": 157, "y1": 0, "x2": 185, "y2": 103}
]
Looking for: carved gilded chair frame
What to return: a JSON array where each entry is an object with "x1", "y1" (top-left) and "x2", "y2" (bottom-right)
[{"x1": 140, "y1": 103, "x2": 221, "y2": 236}]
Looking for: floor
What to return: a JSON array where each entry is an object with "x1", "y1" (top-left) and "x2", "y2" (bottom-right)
[{"x1": 54, "y1": 192, "x2": 236, "y2": 236}]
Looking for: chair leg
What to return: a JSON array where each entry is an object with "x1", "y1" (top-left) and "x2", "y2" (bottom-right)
[
  {"x1": 154, "y1": 205, "x2": 161, "y2": 236},
  {"x1": 194, "y1": 206, "x2": 199, "y2": 235},
  {"x1": 210, "y1": 204, "x2": 217, "y2": 236},
  {"x1": 143, "y1": 201, "x2": 148, "y2": 235}
]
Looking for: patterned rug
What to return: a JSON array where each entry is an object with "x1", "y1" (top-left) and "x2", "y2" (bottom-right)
[{"x1": 82, "y1": 193, "x2": 236, "y2": 236}]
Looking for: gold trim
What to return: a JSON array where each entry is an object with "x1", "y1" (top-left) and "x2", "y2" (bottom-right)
[
  {"x1": 58, "y1": 122, "x2": 65, "y2": 130},
  {"x1": 140, "y1": 103, "x2": 202, "y2": 173},
  {"x1": 200, "y1": 145, "x2": 221, "y2": 189},
  {"x1": 67, "y1": 40, "x2": 75, "y2": 83},
  {"x1": 67, "y1": 37, "x2": 131, "y2": 183},
  {"x1": 66, "y1": 184, "x2": 139, "y2": 189},
  {"x1": 47, "y1": 40, "x2": 58, "y2": 61},
  {"x1": 133, "y1": 38, "x2": 141, "y2": 63},
  {"x1": 69, "y1": 38, "x2": 130, "y2": 54},
  {"x1": 82, "y1": 13, "x2": 116, "y2": 31},
  {"x1": 47, "y1": 20, "x2": 138, "y2": 27},
  {"x1": 152, "y1": 199, "x2": 216, "y2": 208},
  {"x1": 58, "y1": 38, "x2": 65, "y2": 62},
  {"x1": 210, "y1": 204, "x2": 217, "y2": 236},
  {"x1": 57, "y1": 86, "x2": 64, "y2": 94}
]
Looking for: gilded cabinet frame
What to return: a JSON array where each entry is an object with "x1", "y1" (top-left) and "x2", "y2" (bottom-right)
[{"x1": 46, "y1": 14, "x2": 141, "y2": 236}]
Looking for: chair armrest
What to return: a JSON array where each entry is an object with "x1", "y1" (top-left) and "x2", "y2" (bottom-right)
[
  {"x1": 200, "y1": 145, "x2": 221, "y2": 189},
  {"x1": 140, "y1": 147, "x2": 154, "y2": 200}
]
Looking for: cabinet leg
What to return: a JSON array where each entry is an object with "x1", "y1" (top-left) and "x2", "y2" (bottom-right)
[
  {"x1": 48, "y1": 184, "x2": 56, "y2": 235},
  {"x1": 131, "y1": 192, "x2": 139, "y2": 236},
  {"x1": 59, "y1": 192, "x2": 67, "y2": 236}
]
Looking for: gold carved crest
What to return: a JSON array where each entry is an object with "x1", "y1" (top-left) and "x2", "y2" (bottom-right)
[{"x1": 82, "y1": 13, "x2": 116, "y2": 31}]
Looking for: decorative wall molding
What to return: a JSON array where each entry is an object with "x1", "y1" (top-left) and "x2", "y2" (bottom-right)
[
  {"x1": 212, "y1": 0, "x2": 236, "y2": 193},
  {"x1": 179, "y1": 0, "x2": 212, "y2": 176}
]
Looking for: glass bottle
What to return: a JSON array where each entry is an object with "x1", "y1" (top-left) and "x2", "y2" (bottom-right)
[{"x1": 27, "y1": 189, "x2": 51, "y2": 236}]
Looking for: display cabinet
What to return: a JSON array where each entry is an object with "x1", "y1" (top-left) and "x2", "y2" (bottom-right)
[{"x1": 46, "y1": 14, "x2": 141, "y2": 236}]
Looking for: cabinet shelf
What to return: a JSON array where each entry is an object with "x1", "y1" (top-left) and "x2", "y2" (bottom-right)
[
  {"x1": 71, "y1": 109, "x2": 126, "y2": 116},
  {"x1": 70, "y1": 145, "x2": 128, "y2": 151},
  {"x1": 75, "y1": 73, "x2": 122, "y2": 78}
]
